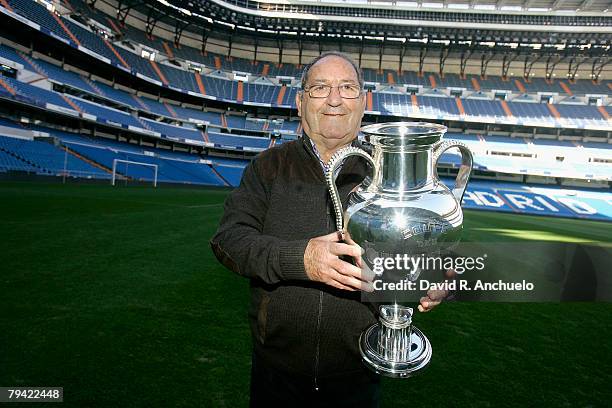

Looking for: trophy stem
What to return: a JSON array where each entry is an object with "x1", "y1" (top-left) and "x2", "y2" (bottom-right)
[
  {"x1": 378, "y1": 304, "x2": 413, "y2": 362},
  {"x1": 360, "y1": 304, "x2": 432, "y2": 378}
]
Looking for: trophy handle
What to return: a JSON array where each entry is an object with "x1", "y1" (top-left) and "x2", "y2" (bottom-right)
[
  {"x1": 432, "y1": 140, "x2": 473, "y2": 202},
  {"x1": 325, "y1": 146, "x2": 375, "y2": 237}
]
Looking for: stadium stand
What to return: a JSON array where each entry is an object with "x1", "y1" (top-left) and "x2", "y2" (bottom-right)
[
  {"x1": 65, "y1": 141, "x2": 224, "y2": 185},
  {"x1": 207, "y1": 132, "x2": 270, "y2": 151},
  {"x1": 90, "y1": 81, "x2": 144, "y2": 109},
  {"x1": 99, "y1": 22, "x2": 609, "y2": 96},
  {"x1": 5, "y1": 0, "x2": 74, "y2": 44},
  {"x1": 1, "y1": 0, "x2": 610, "y2": 100},
  {"x1": 1, "y1": 35, "x2": 609, "y2": 132},
  {"x1": 66, "y1": 96, "x2": 147, "y2": 129},
  {"x1": 139, "y1": 118, "x2": 203, "y2": 142},
  {"x1": 0, "y1": 75, "x2": 77, "y2": 112},
  {"x1": 459, "y1": 179, "x2": 611, "y2": 221},
  {"x1": 0, "y1": 147, "x2": 39, "y2": 173},
  {"x1": 0, "y1": 133, "x2": 108, "y2": 178}
]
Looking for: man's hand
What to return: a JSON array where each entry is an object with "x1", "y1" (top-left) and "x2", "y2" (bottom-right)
[
  {"x1": 418, "y1": 289, "x2": 446, "y2": 312},
  {"x1": 304, "y1": 232, "x2": 374, "y2": 291},
  {"x1": 418, "y1": 268, "x2": 456, "y2": 312}
]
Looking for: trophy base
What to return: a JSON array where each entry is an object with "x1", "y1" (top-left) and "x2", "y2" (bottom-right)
[{"x1": 359, "y1": 323, "x2": 432, "y2": 378}]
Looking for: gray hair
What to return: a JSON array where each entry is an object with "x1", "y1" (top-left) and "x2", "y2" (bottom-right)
[{"x1": 300, "y1": 51, "x2": 364, "y2": 91}]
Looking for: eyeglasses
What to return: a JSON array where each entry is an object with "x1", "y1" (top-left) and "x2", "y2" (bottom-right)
[{"x1": 303, "y1": 84, "x2": 363, "y2": 99}]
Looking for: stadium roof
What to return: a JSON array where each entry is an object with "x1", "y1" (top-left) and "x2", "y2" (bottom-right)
[
  {"x1": 243, "y1": 0, "x2": 610, "y2": 14},
  {"x1": 137, "y1": 0, "x2": 611, "y2": 38},
  {"x1": 101, "y1": 0, "x2": 611, "y2": 69}
]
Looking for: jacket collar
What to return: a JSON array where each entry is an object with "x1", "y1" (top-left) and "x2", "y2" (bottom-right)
[{"x1": 299, "y1": 132, "x2": 362, "y2": 165}]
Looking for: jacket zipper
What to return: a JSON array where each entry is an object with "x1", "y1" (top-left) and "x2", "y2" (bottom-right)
[
  {"x1": 313, "y1": 291, "x2": 323, "y2": 391},
  {"x1": 314, "y1": 195, "x2": 334, "y2": 392}
]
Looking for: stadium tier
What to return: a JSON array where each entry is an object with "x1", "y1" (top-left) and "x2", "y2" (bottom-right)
[
  {"x1": 0, "y1": 131, "x2": 108, "y2": 178},
  {"x1": 82, "y1": 8, "x2": 606, "y2": 96},
  {"x1": 1, "y1": 129, "x2": 609, "y2": 220},
  {"x1": 0, "y1": 76, "x2": 609, "y2": 181},
  {"x1": 460, "y1": 180, "x2": 611, "y2": 221},
  {"x1": 138, "y1": 118, "x2": 203, "y2": 142},
  {"x1": 1, "y1": 42, "x2": 610, "y2": 131},
  {"x1": 65, "y1": 141, "x2": 226, "y2": 185}
]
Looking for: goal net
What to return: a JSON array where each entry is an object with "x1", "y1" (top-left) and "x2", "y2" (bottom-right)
[{"x1": 111, "y1": 159, "x2": 158, "y2": 187}]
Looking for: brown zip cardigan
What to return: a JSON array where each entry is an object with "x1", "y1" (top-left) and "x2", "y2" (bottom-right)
[{"x1": 210, "y1": 133, "x2": 378, "y2": 388}]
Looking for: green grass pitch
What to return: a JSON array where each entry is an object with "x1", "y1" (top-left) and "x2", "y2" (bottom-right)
[{"x1": 0, "y1": 181, "x2": 610, "y2": 407}]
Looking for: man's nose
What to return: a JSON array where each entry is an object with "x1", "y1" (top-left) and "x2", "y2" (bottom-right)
[{"x1": 326, "y1": 86, "x2": 343, "y2": 106}]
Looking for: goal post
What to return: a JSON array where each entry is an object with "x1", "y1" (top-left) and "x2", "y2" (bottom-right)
[{"x1": 111, "y1": 159, "x2": 158, "y2": 187}]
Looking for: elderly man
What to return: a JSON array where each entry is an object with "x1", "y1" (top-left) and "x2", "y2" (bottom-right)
[{"x1": 210, "y1": 52, "x2": 442, "y2": 407}]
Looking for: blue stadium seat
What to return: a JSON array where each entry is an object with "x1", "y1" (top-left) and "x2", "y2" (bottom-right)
[
  {"x1": 0, "y1": 44, "x2": 30, "y2": 66},
  {"x1": 0, "y1": 147, "x2": 39, "y2": 173},
  {"x1": 207, "y1": 132, "x2": 270, "y2": 150},
  {"x1": 419, "y1": 95, "x2": 460, "y2": 116},
  {"x1": 90, "y1": 81, "x2": 141, "y2": 109},
  {"x1": 1, "y1": 76, "x2": 75, "y2": 111},
  {"x1": 224, "y1": 115, "x2": 246, "y2": 129},
  {"x1": 63, "y1": 19, "x2": 121, "y2": 64},
  {"x1": 555, "y1": 104, "x2": 604, "y2": 120},
  {"x1": 462, "y1": 99, "x2": 506, "y2": 117},
  {"x1": 506, "y1": 101, "x2": 555, "y2": 122},
  {"x1": 0, "y1": 135, "x2": 107, "y2": 177},
  {"x1": 213, "y1": 164, "x2": 245, "y2": 186},
  {"x1": 68, "y1": 96, "x2": 145, "y2": 128},
  {"x1": 20, "y1": 53, "x2": 99, "y2": 94},
  {"x1": 64, "y1": 140, "x2": 223, "y2": 185},
  {"x1": 7, "y1": 0, "x2": 73, "y2": 43},
  {"x1": 139, "y1": 118, "x2": 203, "y2": 142},
  {"x1": 138, "y1": 96, "x2": 174, "y2": 117}
]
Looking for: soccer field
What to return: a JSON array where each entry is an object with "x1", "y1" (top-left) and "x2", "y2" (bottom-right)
[{"x1": 0, "y1": 181, "x2": 610, "y2": 407}]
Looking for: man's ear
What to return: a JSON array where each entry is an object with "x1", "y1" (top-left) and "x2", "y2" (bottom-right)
[{"x1": 296, "y1": 91, "x2": 302, "y2": 117}]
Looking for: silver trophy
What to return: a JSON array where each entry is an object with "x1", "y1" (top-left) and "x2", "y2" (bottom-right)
[{"x1": 325, "y1": 122, "x2": 473, "y2": 378}]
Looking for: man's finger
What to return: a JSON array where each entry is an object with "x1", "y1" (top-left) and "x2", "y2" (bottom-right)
[
  {"x1": 330, "y1": 242, "x2": 362, "y2": 258},
  {"x1": 360, "y1": 263, "x2": 375, "y2": 282},
  {"x1": 331, "y1": 258, "x2": 371, "y2": 282},
  {"x1": 316, "y1": 231, "x2": 343, "y2": 242},
  {"x1": 328, "y1": 279, "x2": 356, "y2": 291},
  {"x1": 332, "y1": 269, "x2": 370, "y2": 291},
  {"x1": 361, "y1": 280, "x2": 375, "y2": 293},
  {"x1": 331, "y1": 243, "x2": 364, "y2": 270}
]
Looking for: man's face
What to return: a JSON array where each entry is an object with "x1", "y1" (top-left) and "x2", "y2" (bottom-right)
[{"x1": 296, "y1": 56, "x2": 366, "y2": 148}]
